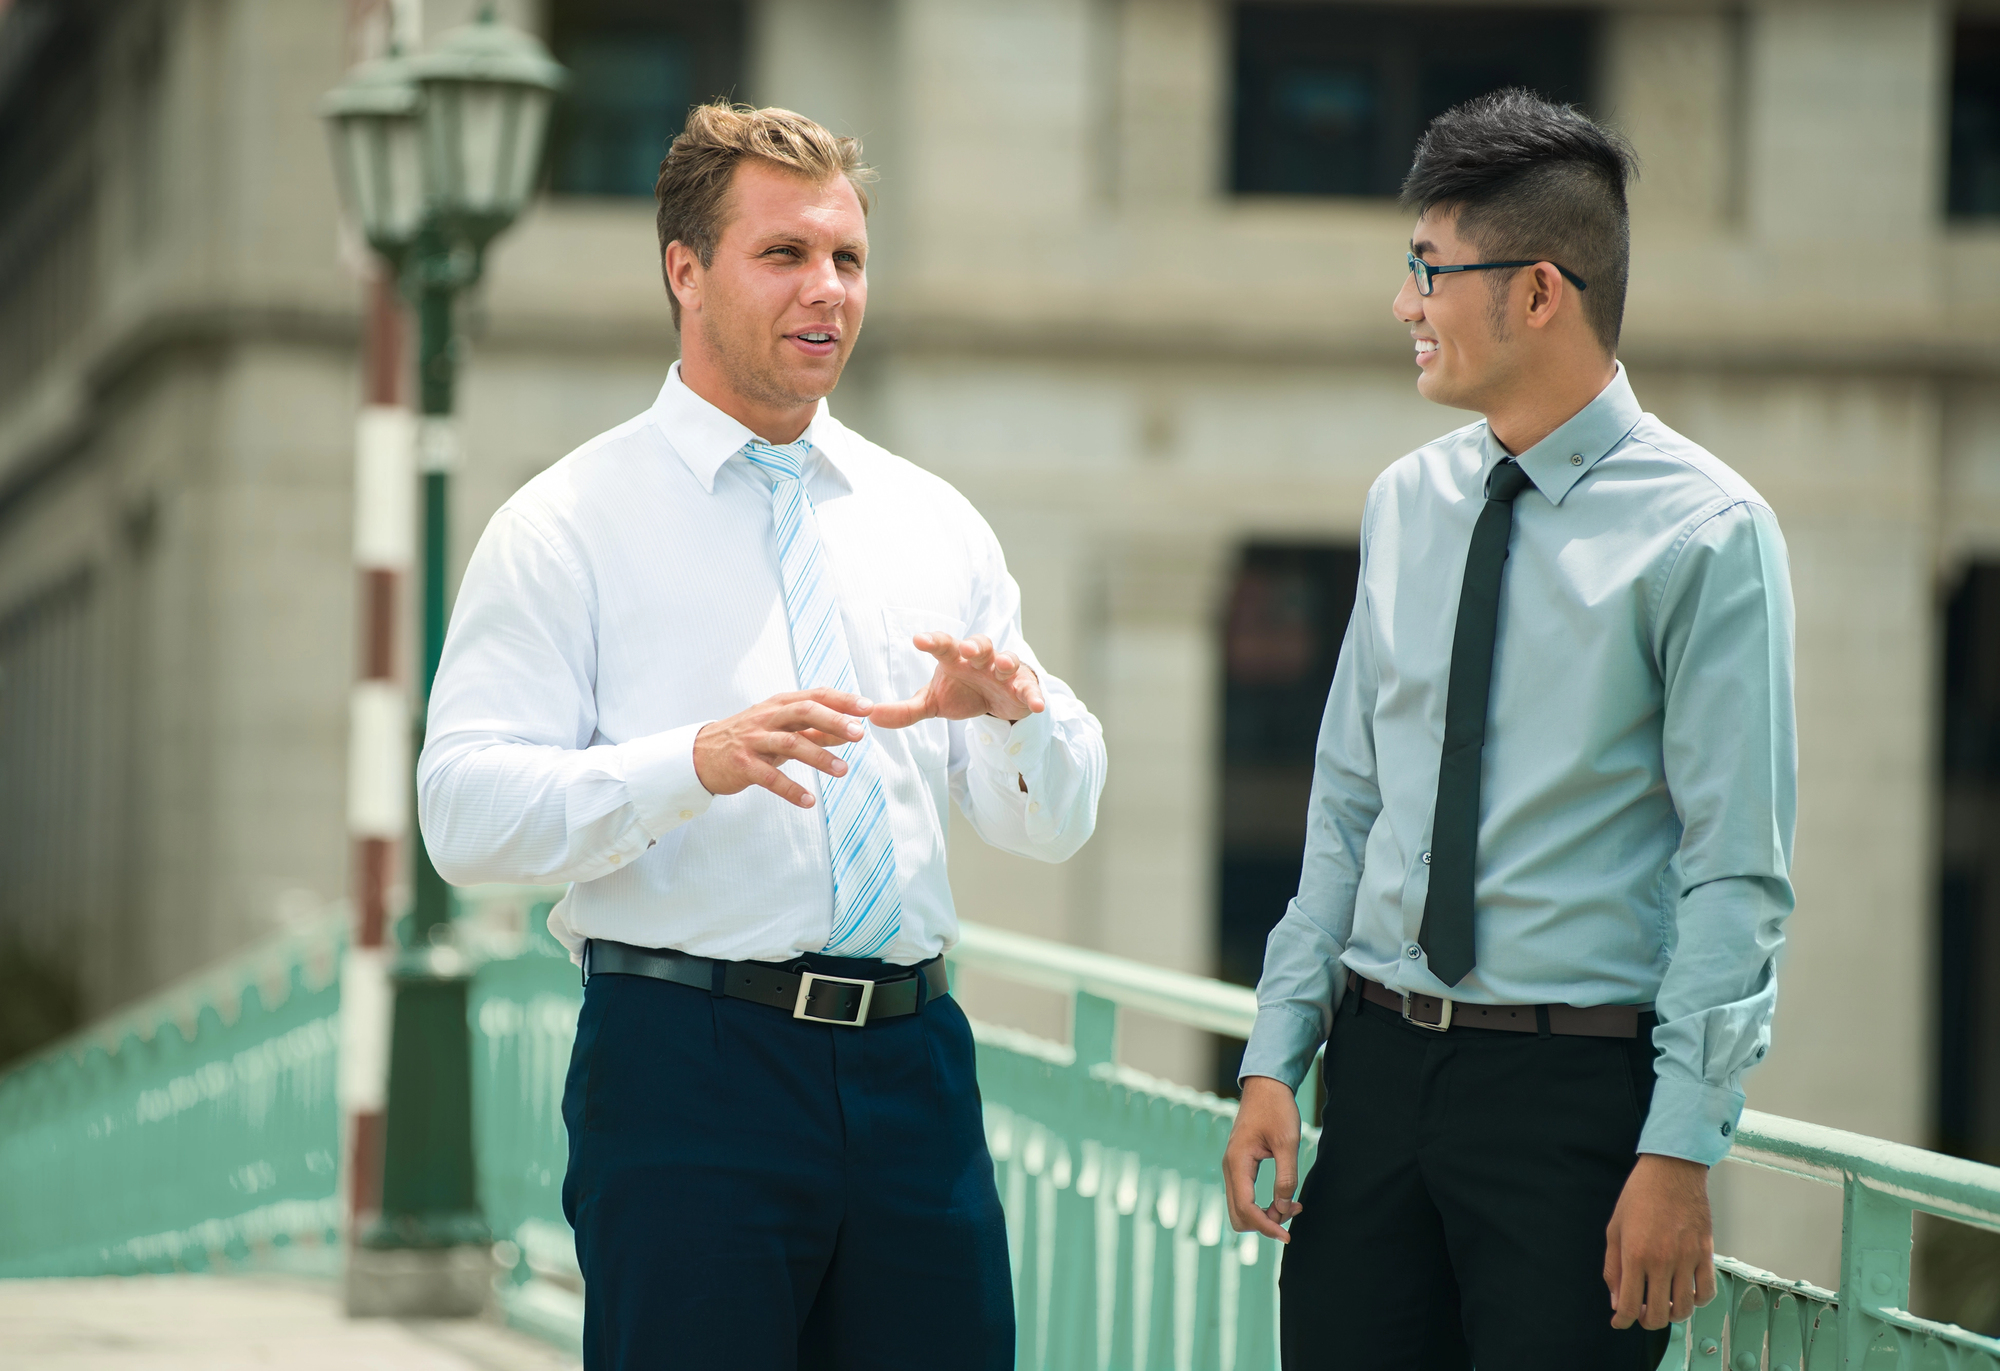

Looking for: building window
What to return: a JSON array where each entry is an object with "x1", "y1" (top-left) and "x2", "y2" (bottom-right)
[
  {"x1": 1939, "y1": 563, "x2": 2000, "y2": 1162},
  {"x1": 1214, "y1": 544, "x2": 1360, "y2": 1090},
  {"x1": 1231, "y1": 3, "x2": 1598, "y2": 198},
  {"x1": 547, "y1": 0, "x2": 745, "y2": 199},
  {"x1": 1950, "y1": 20, "x2": 2000, "y2": 217},
  {"x1": 0, "y1": 571, "x2": 95, "y2": 1066}
]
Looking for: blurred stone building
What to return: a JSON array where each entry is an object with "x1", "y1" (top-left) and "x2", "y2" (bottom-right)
[{"x1": 4, "y1": 0, "x2": 2000, "y2": 1292}]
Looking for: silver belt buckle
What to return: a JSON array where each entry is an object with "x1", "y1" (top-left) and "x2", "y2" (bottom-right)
[
  {"x1": 794, "y1": 971, "x2": 875, "y2": 1027},
  {"x1": 1402, "y1": 992, "x2": 1453, "y2": 1032}
]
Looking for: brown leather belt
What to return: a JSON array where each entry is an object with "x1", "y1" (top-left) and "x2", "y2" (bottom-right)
[{"x1": 1347, "y1": 971, "x2": 1650, "y2": 1039}]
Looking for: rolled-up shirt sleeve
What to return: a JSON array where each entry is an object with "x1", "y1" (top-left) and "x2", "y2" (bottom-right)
[
  {"x1": 947, "y1": 510, "x2": 1105, "y2": 863},
  {"x1": 1643, "y1": 500, "x2": 1797, "y2": 1165},
  {"x1": 1239, "y1": 494, "x2": 1385, "y2": 1090},
  {"x1": 418, "y1": 506, "x2": 714, "y2": 887}
]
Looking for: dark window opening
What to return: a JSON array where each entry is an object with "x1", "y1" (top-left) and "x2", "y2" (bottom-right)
[
  {"x1": 1939, "y1": 563, "x2": 2000, "y2": 1160},
  {"x1": 547, "y1": 0, "x2": 745, "y2": 199},
  {"x1": 1950, "y1": 20, "x2": 2000, "y2": 217},
  {"x1": 1930, "y1": 563, "x2": 2000, "y2": 1335},
  {"x1": 0, "y1": 571, "x2": 95, "y2": 1066},
  {"x1": 1214, "y1": 544, "x2": 1360, "y2": 1094},
  {"x1": 1231, "y1": 3, "x2": 1597, "y2": 198}
]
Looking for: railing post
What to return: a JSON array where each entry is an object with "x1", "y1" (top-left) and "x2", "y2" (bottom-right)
[
  {"x1": 1837, "y1": 1178, "x2": 1910, "y2": 1367},
  {"x1": 1296, "y1": 1045, "x2": 1326, "y2": 1128},
  {"x1": 1072, "y1": 991, "x2": 1117, "y2": 1070}
]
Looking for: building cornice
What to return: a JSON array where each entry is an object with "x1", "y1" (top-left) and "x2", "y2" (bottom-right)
[{"x1": 0, "y1": 303, "x2": 359, "y2": 529}]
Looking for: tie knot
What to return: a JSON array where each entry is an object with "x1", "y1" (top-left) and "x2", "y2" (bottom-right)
[
  {"x1": 1486, "y1": 459, "x2": 1533, "y2": 504},
  {"x1": 741, "y1": 438, "x2": 814, "y2": 485}
]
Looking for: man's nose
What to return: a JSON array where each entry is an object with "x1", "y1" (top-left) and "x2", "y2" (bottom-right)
[
  {"x1": 1392, "y1": 274, "x2": 1424, "y2": 323},
  {"x1": 801, "y1": 254, "x2": 846, "y2": 308}
]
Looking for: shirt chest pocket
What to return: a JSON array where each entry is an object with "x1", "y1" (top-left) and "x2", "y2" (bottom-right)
[{"x1": 881, "y1": 605, "x2": 966, "y2": 773}]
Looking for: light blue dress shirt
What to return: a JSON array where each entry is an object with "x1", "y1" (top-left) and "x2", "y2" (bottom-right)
[{"x1": 1240, "y1": 365, "x2": 1796, "y2": 1166}]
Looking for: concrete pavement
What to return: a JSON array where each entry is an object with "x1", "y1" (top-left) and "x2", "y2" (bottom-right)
[{"x1": 0, "y1": 1275, "x2": 579, "y2": 1370}]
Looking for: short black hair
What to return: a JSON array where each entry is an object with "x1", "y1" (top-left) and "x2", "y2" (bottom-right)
[{"x1": 1401, "y1": 89, "x2": 1637, "y2": 352}]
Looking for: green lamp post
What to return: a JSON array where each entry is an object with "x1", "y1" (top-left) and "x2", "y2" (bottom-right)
[{"x1": 321, "y1": 7, "x2": 565, "y2": 1316}]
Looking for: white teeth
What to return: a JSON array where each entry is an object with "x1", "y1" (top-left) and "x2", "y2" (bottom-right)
[
  {"x1": 801, "y1": 332, "x2": 832, "y2": 343},
  {"x1": 1415, "y1": 339, "x2": 1437, "y2": 353}
]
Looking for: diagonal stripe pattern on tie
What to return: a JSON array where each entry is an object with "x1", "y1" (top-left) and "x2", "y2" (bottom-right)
[{"x1": 740, "y1": 438, "x2": 905, "y2": 957}]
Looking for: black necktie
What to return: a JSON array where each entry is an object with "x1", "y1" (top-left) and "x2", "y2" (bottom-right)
[{"x1": 1419, "y1": 458, "x2": 1534, "y2": 986}]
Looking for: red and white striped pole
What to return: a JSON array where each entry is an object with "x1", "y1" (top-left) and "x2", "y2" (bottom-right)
[
  {"x1": 340, "y1": 272, "x2": 414, "y2": 1247},
  {"x1": 336, "y1": 0, "x2": 420, "y2": 1258}
]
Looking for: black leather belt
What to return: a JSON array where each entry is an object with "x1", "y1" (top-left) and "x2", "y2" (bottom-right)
[
  {"x1": 1348, "y1": 971, "x2": 1653, "y2": 1039},
  {"x1": 585, "y1": 939, "x2": 947, "y2": 1027}
]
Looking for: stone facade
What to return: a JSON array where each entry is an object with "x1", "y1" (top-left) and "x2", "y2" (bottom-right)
[{"x1": 2, "y1": 0, "x2": 1997, "y2": 1291}]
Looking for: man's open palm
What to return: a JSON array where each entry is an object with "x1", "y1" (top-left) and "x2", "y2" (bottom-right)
[{"x1": 868, "y1": 633, "x2": 1045, "y2": 727}]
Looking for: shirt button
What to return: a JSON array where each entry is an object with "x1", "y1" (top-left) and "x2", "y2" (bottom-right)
[
  {"x1": 1007, "y1": 741, "x2": 1022, "y2": 756},
  {"x1": 679, "y1": 809, "x2": 694, "y2": 821},
  {"x1": 609, "y1": 853, "x2": 621, "y2": 865},
  {"x1": 1421, "y1": 851, "x2": 1431, "y2": 865},
  {"x1": 1406, "y1": 944, "x2": 1422, "y2": 960},
  {"x1": 1720, "y1": 1122, "x2": 1732, "y2": 1137},
  {"x1": 1569, "y1": 453, "x2": 1583, "y2": 467},
  {"x1": 1028, "y1": 800, "x2": 1041, "y2": 815}
]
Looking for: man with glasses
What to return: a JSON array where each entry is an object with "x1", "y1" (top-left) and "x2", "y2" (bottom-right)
[{"x1": 1223, "y1": 89, "x2": 1795, "y2": 1369}]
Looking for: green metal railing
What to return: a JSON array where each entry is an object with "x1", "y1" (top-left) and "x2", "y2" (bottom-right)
[
  {"x1": 0, "y1": 914, "x2": 344, "y2": 1278},
  {"x1": 951, "y1": 921, "x2": 1303, "y2": 1370},
  {"x1": 5, "y1": 901, "x2": 1999, "y2": 1371},
  {"x1": 947, "y1": 923, "x2": 2000, "y2": 1371}
]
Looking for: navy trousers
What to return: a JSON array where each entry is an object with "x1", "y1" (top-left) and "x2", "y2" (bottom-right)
[{"x1": 560, "y1": 949, "x2": 1015, "y2": 1371}]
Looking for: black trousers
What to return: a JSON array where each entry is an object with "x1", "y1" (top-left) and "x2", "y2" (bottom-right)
[
  {"x1": 1280, "y1": 994, "x2": 1673, "y2": 1371},
  {"x1": 560, "y1": 952, "x2": 1015, "y2": 1371}
]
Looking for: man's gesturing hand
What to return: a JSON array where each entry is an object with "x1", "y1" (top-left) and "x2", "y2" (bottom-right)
[
  {"x1": 1604, "y1": 1154, "x2": 1717, "y2": 1331},
  {"x1": 867, "y1": 633, "x2": 1045, "y2": 727},
  {"x1": 1223, "y1": 1076, "x2": 1304, "y2": 1243},
  {"x1": 693, "y1": 688, "x2": 872, "y2": 808}
]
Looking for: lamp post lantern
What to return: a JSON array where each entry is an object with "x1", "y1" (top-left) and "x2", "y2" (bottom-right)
[{"x1": 321, "y1": 6, "x2": 564, "y2": 1318}]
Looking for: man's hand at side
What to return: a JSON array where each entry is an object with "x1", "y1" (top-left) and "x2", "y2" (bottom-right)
[
  {"x1": 1223, "y1": 1075, "x2": 1304, "y2": 1243},
  {"x1": 867, "y1": 633, "x2": 1045, "y2": 727},
  {"x1": 693, "y1": 688, "x2": 873, "y2": 808},
  {"x1": 1604, "y1": 1153, "x2": 1717, "y2": 1330}
]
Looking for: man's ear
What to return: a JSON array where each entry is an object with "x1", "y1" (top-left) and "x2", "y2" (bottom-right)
[
  {"x1": 664, "y1": 240, "x2": 702, "y2": 317},
  {"x1": 1520, "y1": 262, "x2": 1567, "y2": 332}
]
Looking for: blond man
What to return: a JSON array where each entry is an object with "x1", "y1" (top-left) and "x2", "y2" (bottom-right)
[{"x1": 418, "y1": 105, "x2": 1105, "y2": 1370}]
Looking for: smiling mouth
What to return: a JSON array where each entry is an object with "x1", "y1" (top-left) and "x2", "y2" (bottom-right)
[
  {"x1": 1414, "y1": 338, "x2": 1438, "y2": 357},
  {"x1": 793, "y1": 330, "x2": 837, "y2": 345}
]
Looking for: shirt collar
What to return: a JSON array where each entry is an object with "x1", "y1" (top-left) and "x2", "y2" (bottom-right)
[
  {"x1": 649, "y1": 361, "x2": 839, "y2": 494},
  {"x1": 1479, "y1": 361, "x2": 1642, "y2": 506}
]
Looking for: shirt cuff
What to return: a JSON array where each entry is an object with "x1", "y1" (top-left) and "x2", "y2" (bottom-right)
[
  {"x1": 1237, "y1": 1005, "x2": 1325, "y2": 1092},
  {"x1": 1637, "y1": 1073, "x2": 1745, "y2": 1167},
  {"x1": 969, "y1": 706, "x2": 1055, "y2": 781},
  {"x1": 619, "y1": 722, "x2": 713, "y2": 839}
]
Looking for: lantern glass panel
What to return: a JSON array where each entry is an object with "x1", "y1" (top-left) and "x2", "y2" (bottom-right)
[
  {"x1": 458, "y1": 83, "x2": 512, "y2": 213},
  {"x1": 422, "y1": 82, "x2": 552, "y2": 222},
  {"x1": 333, "y1": 111, "x2": 425, "y2": 248}
]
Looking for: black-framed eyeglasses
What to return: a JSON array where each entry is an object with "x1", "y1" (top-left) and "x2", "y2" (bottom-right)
[{"x1": 1406, "y1": 251, "x2": 1588, "y2": 296}]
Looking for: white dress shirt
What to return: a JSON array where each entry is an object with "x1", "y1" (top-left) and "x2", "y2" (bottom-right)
[{"x1": 418, "y1": 364, "x2": 1106, "y2": 966}]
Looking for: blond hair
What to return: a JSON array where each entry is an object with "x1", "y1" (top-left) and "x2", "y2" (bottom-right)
[{"x1": 654, "y1": 102, "x2": 876, "y2": 328}]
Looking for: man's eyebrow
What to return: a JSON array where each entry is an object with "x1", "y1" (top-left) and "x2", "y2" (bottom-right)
[
  {"x1": 755, "y1": 231, "x2": 866, "y2": 254},
  {"x1": 1410, "y1": 238, "x2": 1437, "y2": 258}
]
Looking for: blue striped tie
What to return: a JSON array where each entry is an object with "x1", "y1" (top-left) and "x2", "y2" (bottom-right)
[{"x1": 740, "y1": 439, "x2": 904, "y2": 957}]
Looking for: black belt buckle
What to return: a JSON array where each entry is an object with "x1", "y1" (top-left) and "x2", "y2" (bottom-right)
[
  {"x1": 794, "y1": 971, "x2": 875, "y2": 1027},
  {"x1": 1402, "y1": 991, "x2": 1453, "y2": 1032}
]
